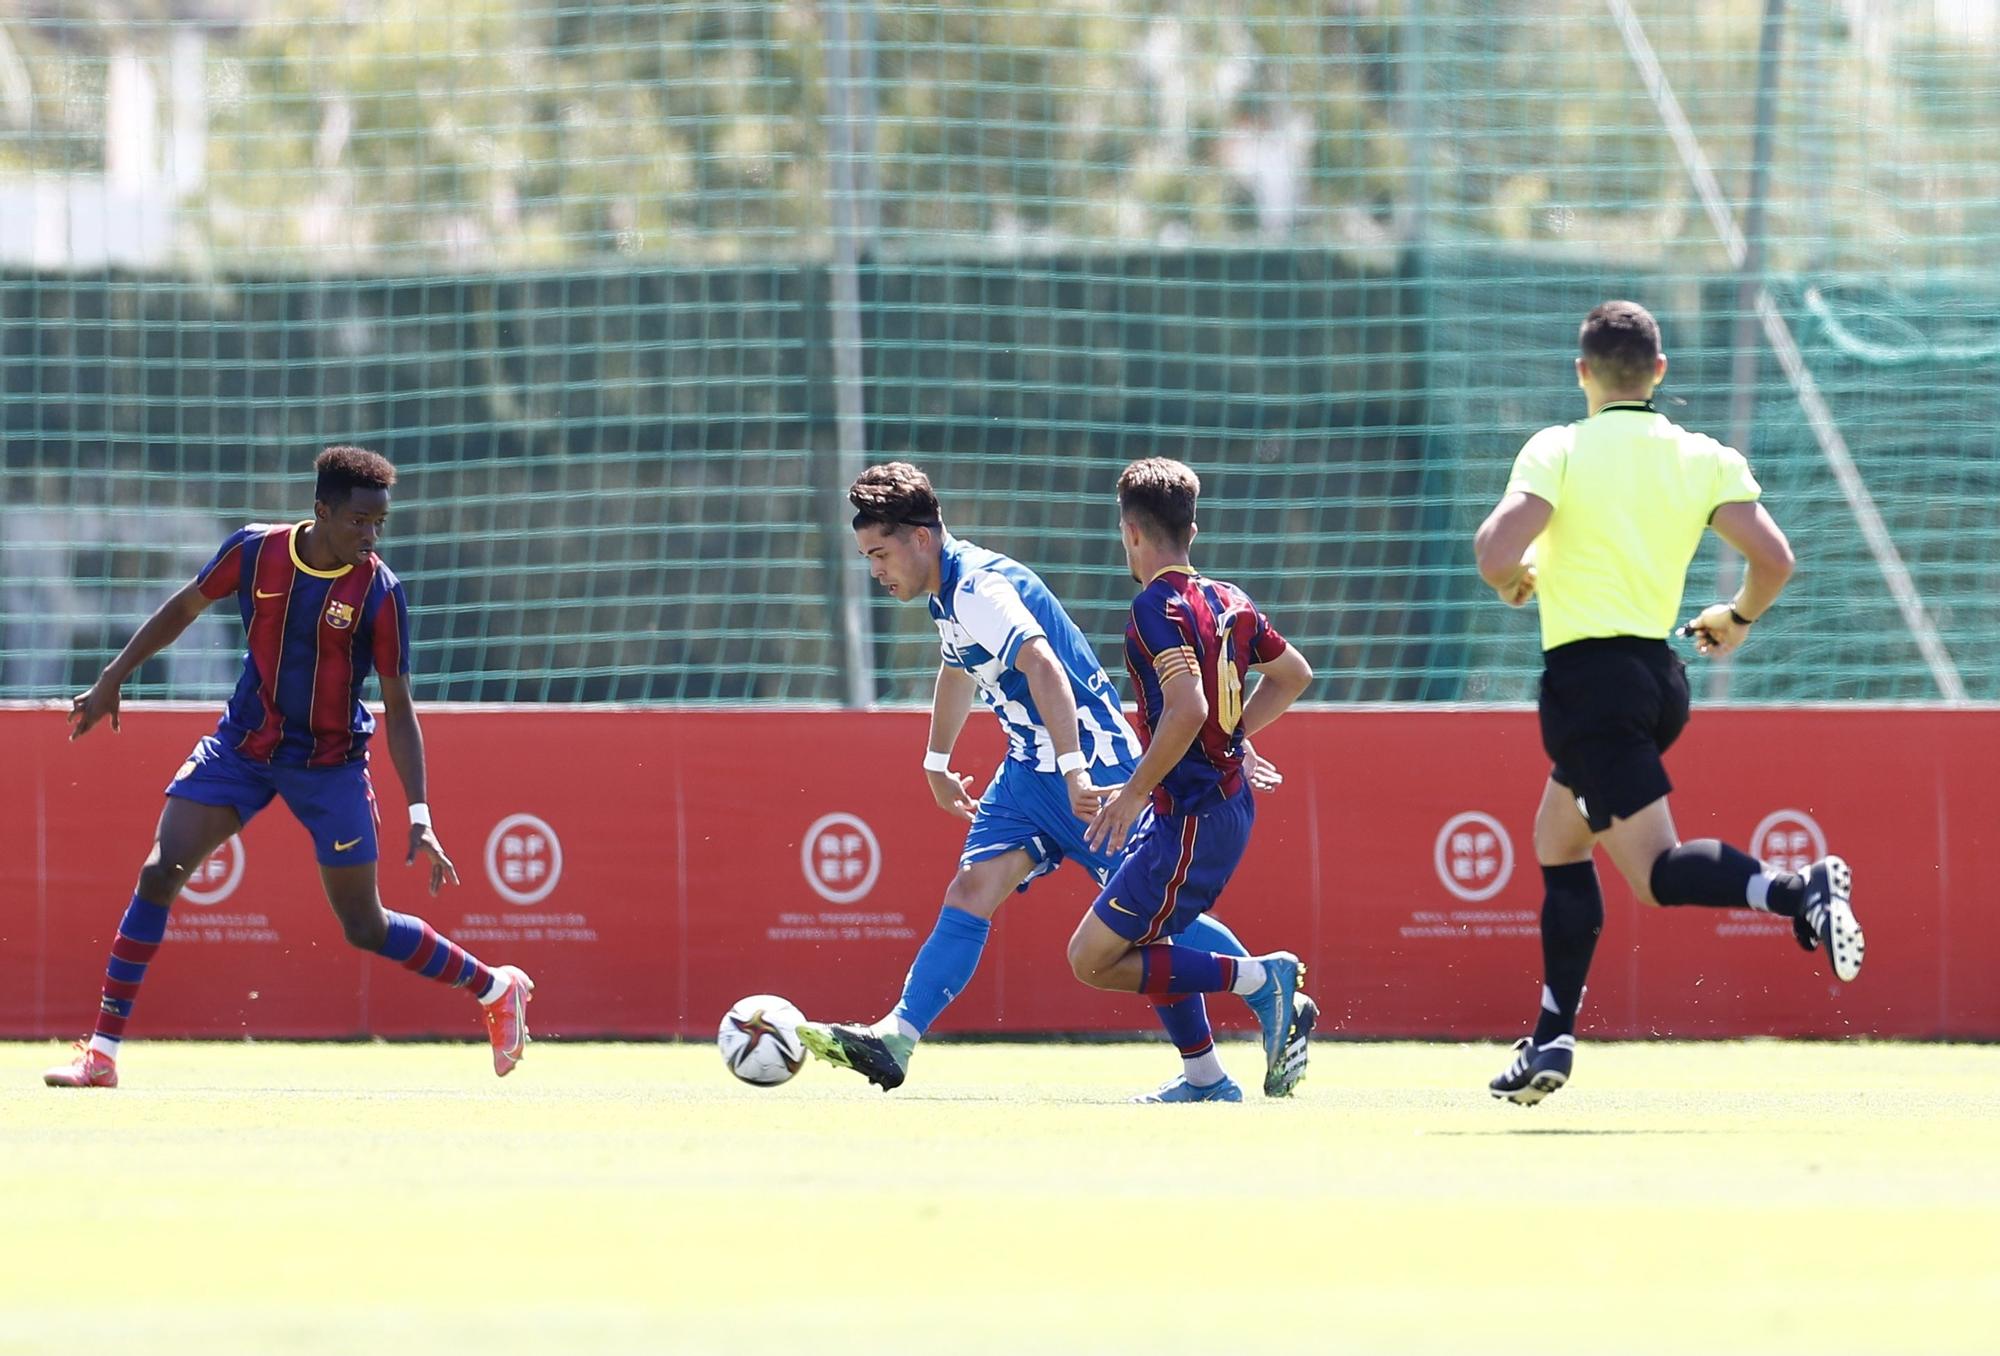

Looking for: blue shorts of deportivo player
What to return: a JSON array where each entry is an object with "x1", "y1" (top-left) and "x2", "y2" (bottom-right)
[
  {"x1": 1091, "y1": 782, "x2": 1256, "y2": 944},
  {"x1": 960, "y1": 757, "x2": 1141, "y2": 890},
  {"x1": 165, "y1": 734, "x2": 380, "y2": 867}
]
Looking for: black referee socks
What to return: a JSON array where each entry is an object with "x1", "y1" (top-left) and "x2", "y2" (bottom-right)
[
  {"x1": 1650, "y1": 839, "x2": 1804, "y2": 916},
  {"x1": 1534, "y1": 861, "x2": 1604, "y2": 1045}
]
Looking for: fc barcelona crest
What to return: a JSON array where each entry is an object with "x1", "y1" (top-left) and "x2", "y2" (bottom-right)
[{"x1": 325, "y1": 600, "x2": 356, "y2": 630}]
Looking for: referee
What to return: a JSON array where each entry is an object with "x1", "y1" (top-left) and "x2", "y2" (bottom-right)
[{"x1": 1472, "y1": 300, "x2": 1864, "y2": 1106}]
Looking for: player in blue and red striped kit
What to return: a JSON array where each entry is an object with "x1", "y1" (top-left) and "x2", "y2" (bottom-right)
[
  {"x1": 1069, "y1": 458, "x2": 1319, "y2": 1100},
  {"x1": 44, "y1": 447, "x2": 532, "y2": 1088}
]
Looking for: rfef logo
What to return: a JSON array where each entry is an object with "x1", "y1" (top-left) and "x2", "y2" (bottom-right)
[
  {"x1": 1751, "y1": 809, "x2": 1826, "y2": 874},
  {"x1": 1434, "y1": 811, "x2": 1514, "y2": 903},
  {"x1": 180, "y1": 834, "x2": 247, "y2": 906},
  {"x1": 801, "y1": 812, "x2": 881, "y2": 905},
  {"x1": 485, "y1": 813, "x2": 564, "y2": 906}
]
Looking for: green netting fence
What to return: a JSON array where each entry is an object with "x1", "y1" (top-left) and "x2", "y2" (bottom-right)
[{"x1": 2, "y1": 0, "x2": 1995, "y2": 705}]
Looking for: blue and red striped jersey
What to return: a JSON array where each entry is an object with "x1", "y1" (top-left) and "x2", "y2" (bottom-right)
[
  {"x1": 194, "y1": 522, "x2": 412, "y2": 767},
  {"x1": 1124, "y1": 566, "x2": 1289, "y2": 817}
]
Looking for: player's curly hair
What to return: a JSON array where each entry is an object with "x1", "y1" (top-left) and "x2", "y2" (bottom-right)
[
  {"x1": 1579, "y1": 300, "x2": 1662, "y2": 389},
  {"x1": 849, "y1": 462, "x2": 942, "y2": 533},
  {"x1": 314, "y1": 445, "x2": 396, "y2": 505},
  {"x1": 1117, "y1": 457, "x2": 1199, "y2": 549}
]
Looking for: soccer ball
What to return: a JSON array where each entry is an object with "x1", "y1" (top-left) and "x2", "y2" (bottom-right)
[{"x1": 717, "y1": 994, "x2": 807, "y2": 1087}]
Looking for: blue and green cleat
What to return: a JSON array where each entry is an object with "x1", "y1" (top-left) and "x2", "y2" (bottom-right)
[
  {"x1": 1247, "y1": 952, "x2": 1307, "y2": 1097},
  {"x1": 796, "y1": 1021, "x2": 914, "y2": 1092}
]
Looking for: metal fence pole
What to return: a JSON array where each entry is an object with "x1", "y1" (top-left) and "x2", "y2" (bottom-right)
[
  {"x1": 823, "y1": 0, "x2": 879, "y2": 707},
  {"x1": 1711, "y1": 0, "x2": 1786, "y2": 700}
]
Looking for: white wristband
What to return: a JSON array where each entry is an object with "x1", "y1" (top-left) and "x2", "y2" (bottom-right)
[
  {"x1": 922, "y1": 750, "x2": 952, "y2": 773},
  {"x1": 408, "y1": 802, "x2": 432, "y2": 828},
  {"x1": 1056, "y1": 751, "x2": 1088, "y2": 776}
]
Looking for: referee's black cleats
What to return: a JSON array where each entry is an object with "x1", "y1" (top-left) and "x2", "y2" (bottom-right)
[
  {"x1": 1489, "y1": 1034, "x2": 1574, "y2": 1106},
  {"x1": 1797, "y1": 855, "x2": 1863, "y2": 983}
]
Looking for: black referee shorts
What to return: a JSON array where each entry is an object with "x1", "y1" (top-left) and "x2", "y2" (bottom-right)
[{"x1": 1537, "y1": 636, "x2": 1691, "y2": 833}]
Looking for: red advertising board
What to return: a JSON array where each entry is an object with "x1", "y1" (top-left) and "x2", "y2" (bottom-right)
[{"x1": 2, "y1": 703, "x2": 1995, "y2": 1041}]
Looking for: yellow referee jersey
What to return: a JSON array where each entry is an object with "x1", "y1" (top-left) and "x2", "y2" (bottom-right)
[{"x1": 1507, "y1": 400, "x2": 1762, "y2": 651}]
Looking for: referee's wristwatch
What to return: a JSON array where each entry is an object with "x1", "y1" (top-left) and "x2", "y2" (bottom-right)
[{"x1": 1727, "y1": 604, "x2": 1756, "y2": 626}]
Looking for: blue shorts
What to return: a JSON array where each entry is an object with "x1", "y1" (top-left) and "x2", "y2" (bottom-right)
[
  {"x1": 1092, "y1": 784, "x2": 1255, "y2": 944},
  {"x1": 165, "y1": 735, "x2": 380, "y2": 867},
  {"x1": 960, "y1": 758, "x2": 1145, "y2": 891}
]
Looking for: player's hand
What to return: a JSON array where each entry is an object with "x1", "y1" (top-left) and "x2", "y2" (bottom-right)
[
  {"x1": 927, "y1": 768, "x2": 979, "y2": 823},
  {"x1": 1680, "y1": 602, "x2": 1750, "y2": 657},
  {"x1": 1496, "y1": 564, "x2": 1537, "y2": 607},
  {"x1": 1084, "y1": 785, "x2": 1146, "y2": 855},
  {"x1": 407, "y1": 824, "x2": 460, "y2": 896},
  {"x1": 67, "y1": 676, "x2": 123, "y2": 741},
  {"x1": 1245, "y1": 743, "x2": 1284, "y2": 793},
  {"x1": 1065, "y1": 767, "x2": 1109, "y2": 820}
]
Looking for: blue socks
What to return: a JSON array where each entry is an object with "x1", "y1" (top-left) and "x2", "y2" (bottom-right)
[
  {"x1": 1138, "y1": 945, "x2": 1238, "y2": 995},
  {"x1": 1152, "y1": 995, "x2": 1214, "y2": 1059},
  {"x1": 890, "y1": 905, "x2": 992, "y2": 1037},
  {"x1": 1153, "y1": 913, "x2": 1254, "y2": 1083},
  {"x1": 886, "y1": 908, "x2": 1251, "y2": 1043},
  {"x1": 1178, "y1": 912, "x2": 1250, "y2": 961}
]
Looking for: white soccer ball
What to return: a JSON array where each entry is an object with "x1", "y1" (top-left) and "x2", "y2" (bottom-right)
[{"x1": 717, "y1": 994, "x2": 807, "y2": 1087}]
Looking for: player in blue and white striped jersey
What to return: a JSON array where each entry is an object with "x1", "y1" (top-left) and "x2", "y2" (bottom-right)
[{"x1": 798, "y1": 462, "x2": 1294, "y2": 1095}]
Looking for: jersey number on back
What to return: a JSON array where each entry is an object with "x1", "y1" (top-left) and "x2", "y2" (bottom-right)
[{"x1": 1217, "y1": 632, "x2": 1244, "y2": 732}]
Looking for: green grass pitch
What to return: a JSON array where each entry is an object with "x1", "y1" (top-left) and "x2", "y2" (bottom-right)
[{"x1": 3, "y1": 1040, "x2": 1994, "y2": 1356}]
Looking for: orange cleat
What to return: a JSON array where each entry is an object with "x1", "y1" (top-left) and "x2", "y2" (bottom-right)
[
  {"x1": 482, "y1": 967, "x2": 534, "y2": 1076},
  {"x1": 43, "y1": 1041, "x2": 118, "y2": 1089}
]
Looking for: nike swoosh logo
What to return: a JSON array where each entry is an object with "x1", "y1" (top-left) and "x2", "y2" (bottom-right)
[
  {"x1": 333, "y1": 837, "x2": 362, "y2": 852},
  {"x1": 256, "y1": 589, "x2": 285, "y2": 599},
  {"x1": 1105, "y1": 898, "x2": 1138, "y2": 916}
]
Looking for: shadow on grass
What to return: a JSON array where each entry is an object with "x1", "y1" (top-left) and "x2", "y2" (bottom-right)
[{"x1": 1425, "y1": 1127, "x2": 1725, "y2": 1137}]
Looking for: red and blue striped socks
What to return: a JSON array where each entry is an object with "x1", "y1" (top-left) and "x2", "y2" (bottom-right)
[
  {"x1": 88, "y1": 894, "x2": 172, "y2": 1059},
  {"x1": 376, "y1": 911, "x2": 499, "y2": 1000},
  {"x1": 1137, "y1": 944, "x2": 1239, "y2": 996}
]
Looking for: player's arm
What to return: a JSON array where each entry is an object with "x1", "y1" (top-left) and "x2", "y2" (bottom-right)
[
  {"x1": 1013, "y1": 637, "x2": 1099, "y2": 818},
  {"x1": 923, "y1": 661, "x2": 980, "y2": 823},
  {"x1": 1479, "y1": 427, "x2": 1565, "y2": 605},
  {"x1": 68, "y1": 581, "x2": 215, "y2": 740},
  {"x1": 1474, "y1": 490, "x2": 1553, "y2": 604},
  {"x1": 1084, "y1": 664, "x2": 1203, "y2": 854},
  {"x1": 1684, "y1": 501, "x2": 1795, "y2": 657},
  {"x1": 952, "y1": 569, "x2": 1098, "y2": 815},
  {"x1": 1240, "y1": 644, "x2": 1313, "y2": 739},
  {"x1": 377, "y1": 669, "x2": 459, "y2": 896}
]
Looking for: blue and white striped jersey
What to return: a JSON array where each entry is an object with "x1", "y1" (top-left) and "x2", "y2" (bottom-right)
[{"x1": 928, "y1": 534, "x2": 1143, "y2": 772}]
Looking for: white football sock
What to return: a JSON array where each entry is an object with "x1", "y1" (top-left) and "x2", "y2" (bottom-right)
[
  {"x1": 1229, "y1": 958, "x2": 1268, "y2": 995},
  {"x1": 874, "y1": 1015, "x2": 922, "y2": 1043},
  {"x1": 1746, "y1": 872, "x2": 1777, "y2": 912},
  {"x1": 1182, "y1": 1050, "x2": 1226, "y2": 1087}
]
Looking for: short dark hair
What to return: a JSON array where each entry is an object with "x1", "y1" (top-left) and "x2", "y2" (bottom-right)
[
  {"x1": 315, "y1": 445, "x2": 396, "y2": 506},
  {"x1": 1579, "y1": 300, "x2": 1662, "y2": 388},
  {"x1": 1117, "y1": 457, "x2": 1199, "y2": 549},
  {"x1": 849, "y1": 462, "x2": 942, "y2": 533}
]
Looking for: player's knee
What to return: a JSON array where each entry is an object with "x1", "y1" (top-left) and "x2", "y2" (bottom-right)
[
  {"x1": 1065, "y1": 928, "x2": 1120, "y2": 989},
  {"x1": 1066, "y1": 934, "x2": 1095, "y2": 985},
  {"x1": 135, "y1": 858, "x2": 190, "y2": 903},
  {"x1": 1064, "y1": 927, "x2": 1103, "y2": 985},
  {"x1": 338, "y1": 909, "x2": 389, "y2": 951}
]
